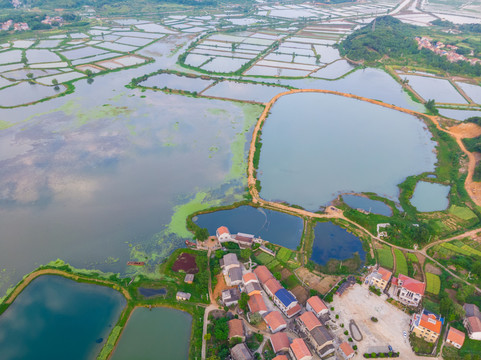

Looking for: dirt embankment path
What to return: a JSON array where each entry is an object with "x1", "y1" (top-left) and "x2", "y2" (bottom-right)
[{"x1": 4, "y1": 268, "x2": 131, "y2": 305}]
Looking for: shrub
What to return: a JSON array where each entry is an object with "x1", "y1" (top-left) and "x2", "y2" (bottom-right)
[
  {"x1": 336, "y1": 314, "x2": 339, "y2": 319},
  {"x1": 371, "y1": 317, "x2": 378, "y2": 322},
  {"x1": 353, "y1": 345, "x2": 358, "y2": 350},
  {"x1": 349, "y1": 337, "x2": 353, "y2": 342},
  {"x1": 344, "y1": 330, "x2": 349, "y2": 335}
]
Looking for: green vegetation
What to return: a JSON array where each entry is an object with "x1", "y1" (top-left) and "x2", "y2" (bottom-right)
[
  {"x1": 393, "y1": 249, "x2": 408, "y2": 276},
  {"x1": 377, "y1": 245, "x2": 394, "y2": 270},
  {"x1": 425, "y1": 272, "x2": 441, "y2": 295},
  {"x1": 448, "y1": 205, "x2": 477, "y2": 221},
  {"x1": 410, "y1": 333, "x2": 435, "y2": 355},
  {"x1": 277, "y1": 247, "x2": 293, "y2": 263}
]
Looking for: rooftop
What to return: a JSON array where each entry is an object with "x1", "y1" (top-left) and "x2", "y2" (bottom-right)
[
  {"x1": 467, "y1": 316, "x2": 481, "y2": 333},
  {"x1": 254, "y1": 265, "x2": 273, "y2": 284},
  {"x1": 446, "y1": 326, "x2": 465, "y2": 346},
  {"x1": 464, "y1": 303, "x2": 481, "y2": 319},
  {"x1": 398, "y1": 274, "x2": 425, "y2": 296},
  {"x1": 265, "y1": 278, "x2": 283, "y2": 295},
  {"x1": 299, "y1": 311, "x2": 322, "y2": 331},
  {"x1": 184, "y1": 273, "x2": 194, "y2": 283},
  {"x1": 415, "y1": 310, "x2": 442, "y2": 334},
  {"x1": 270, "y1": 332, "x2": 290, "y2": 353},
  {"x1": 272, "y1": 356, "x2": 288, "y2": 360},
  {"x1": 286, "y1": 303, "x2": 302, "y2": 318},
  {"x1": 339, "y1": 341, "x2": 354, "y2": 357},
  {"x1": 310, "y1": 325, "x2": 333, "y2": 346},
  {"x1": 307, "y1": 295, "x2": 328, "y2": 314},
  {"x1": 243, "y1": 272, "x2": 258, "y2": 284},
  {"x1": 264, "y1": 311, "x2": 287, "y2": 331},
  {"x1": 377, "y1": 266, "x2": 392, "y2": 282},
  {"x1": 275, "y1": 288, "x2": 297, "y2": 307},
  {"x1": 248, "y1": 293, "x2": 267, "y2": 313},
  {"x1": 245, "y1": 282, "x2": 262, "y2": 294},
  {"x1": 231, "y1": 342, "x2": 252, "y2": 360},
  {"x1": 229, "y1": 267, "x2": 243, "y2": 282},
  {"x1": 228, "y1": 319, "x2": 244, "y2": 339},
  {"x1": 217, "y1": 226, "x2": 230, "y2": 235},
  {"x1": 223, "y1": 253, "x2": 239, "y2": 267},
  {"x1": 290, "y1": 338, "x2": 311, "y2": 360}
]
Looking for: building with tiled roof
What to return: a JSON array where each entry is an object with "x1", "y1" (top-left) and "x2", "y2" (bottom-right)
[
  {"x1": 310, "y1": 326, "x2": 335, "y2": 357},
  {"x1": 270, "y1": 332, "x2": 290, "y2": 353},
  {"x1": 446, "y1": 326, "x2": 465, "y2": 349},
  {"x1": 464, "y1": 303, "x2": 481, "y2": 340},
  {"x1": 228, "y1": 319, "x2": 245, "y2": 341},
  {"x1": 222, "y1": 288, "x2": 240, "y2": 307},
  {"x1": 289, "y1": 338, "x2": 312, "y2": 360},
  {"x1": 286, "y1": 303, "x2": 302, "y2": 318},
  {"x1": 248, "y1": 293, "x2": 267, "y2": 315},
  {"x1": 245, "y1": 282, "x2": 262, "y2": 296},
  {"x1": 306, "y1": 296, "x2": 328, "y2": 318},
  {"x1": 272, "y1": 355, "x2": 288, "y2": 360},
  {"x1": 264, "y1": 278, "x2": 283, "y2": 297},
  {"x1": 216, "y1": 226, "x2": 232, "y2": 242},
  {"x1": 243, "y1": 272, "x2": 258, "y2": 285},
  {"x1": 254, "y1": 265, "x2": 273, "y2": 284},
  {"x1": 274, "y1": 288, "x2": 298, "y2": 316},
  {"x1": 231, "y1": 342, "x2": 253, "y2": 360},
  {"x1": 411, "y1": 309, "x2": 443, "y2": 343},
  {"x1": 264, "y1": 311, "x2": 287, "y2": 333},
  {"x1": 392, "y1": 273, "x2": 425, "y2": 307},
  {"x1": 228, "y1": 267, "x2": 243, "y2": 286},
  {"x1": 297, "y1": 311, "x2": 322, "y2": 332},
  {"x1": 339, "y1": 341, "x2": 355, "y2": 359},
  {"x1": 370, "y1": 266, "x2": 392, "y2": 291}
]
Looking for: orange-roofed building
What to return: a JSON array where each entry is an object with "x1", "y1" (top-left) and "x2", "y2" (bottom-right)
[
  {"x1": 216, "y1": 226, "x2": 232, "y2": 242},
  {"x1": 254, "y1": 265, "x2": 273, "y2": 284},
  {"x1": 289, "y1": 338, "x2": 312, "y2": 360},
  {"x1": 243, "y1": 272, "x2": 258, "y2": 285},
  {"x1": 228, "y1": 319, "x2": 245, "y2": 341},
  {"x1": 411, "y1": 309, "x2": 443, "y2": 343},
  {"x1": 306, "y1": 296, "x2": 328, "y2": 318},
  {"x1": 370, "y1": 266, "x2": 392, "y2": 291},
  {"x1": 264, "y1": 278, "x2": 283, "y2": 297},
  {"x1": 248, "y1": 293, "x2": 267, "y2": 315},
  {"x1": 339, "y1": 341, "x2": 355, "y2": 359},
  {"x1": 264, "y1": 311, "x2": 287, "y2": 333},
  {"x1": 270, "y1": 332, "x2": 290, "y2": 353},
  {"x1": 393, "y1": 273, "x2": 426, "y2": 307},
  {"x1": 286, "y1": 303, "x2": 302, "y2": 318},
  {"x1": 297, "y1": 311, "x2": 322, "y2": 332},
  {"x1": 272, "y1": 355, "x2": 289, "y2": 360},
  {"x1": 446, "y1": 326, "x2": 465, "y2": 349}
]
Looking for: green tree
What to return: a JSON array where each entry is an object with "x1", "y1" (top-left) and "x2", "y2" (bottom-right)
[
  {"x1": 214, "y1": 317, "x2": 229, "y2": 341},
  {"x1": 239, "y1": 292, "x2": 249, "y2": 312},
  {"x1": 195, "y1": 227, "x2": 209, "y2": 241},
  {"x1": 425, "y1": 99, "x2": 438, "y2": 115},
  {"x1": 240, "y1": 248, "x2": 252, "y2": 260},
  {"x1": 249, "y1": 312, "x2": 262, "y2": 325}
]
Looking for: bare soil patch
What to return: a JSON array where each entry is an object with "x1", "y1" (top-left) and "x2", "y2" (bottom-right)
[
  {"x1": 449, "y1": 123, "x2": 481, "y2": 138},
  {"x1": 291, "y1": 285, "x2": 309, "y2": 305},
  {"x1": 425, "y1": 263, "x2": 442, "y2": 275},
  {"x1": 212, "y1": 273, "x2": 232, "y2": 301},
  {"x1": 296, "y1": 267, "x2": 341, "y2": 295},
  {"x1": 281, "y1": 268, "x2": 292, "y2": 281},
  {"x1": 172, "y1": 252, "x2": 198, "y2": 273}
]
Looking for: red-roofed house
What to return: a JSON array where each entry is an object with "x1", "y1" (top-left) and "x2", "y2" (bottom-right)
[
  {"x1": 446, "y1": 326, "x2": 465, "y2": 349},
  {"x1": 393, "y1": 274, "x2": 425, "y2": 307},
  {"x1": 286, "y1": 303, "x2": 302, "y2": 318},
  {"x1": 370, "y1": 266, "x2": 392, "y2": 291},
  {"x1": 289, "y1": 338, "x2": 312, "y2": 360},
  {"x1": 254, "y1": 265, "x2": 273, "y2": 284},
  {"x1": 339, "y1": 341, "x2": 355, "y2": 359},
  {"x1": 272, "y1": 355, "x2": 289, "y2": 360},
  {"x1": 464, "y1": 303, "x2": 481, "y2": 340},
  {"x1": 306, "y1": 296, "x2": 328, "y2": 318},
  {"x1": 264, "y1": 311, "x2": 287, "y2": 333},
  {"x1": 248, "y1": 294, "x2": 267, "y2": 315},
  {"x1": 216, "y1": 226, "x2": 232, "y2": 242},
  {"x1": 228, "y1": 319, "x2": 245, "y2": 341},
  {"x1": 411, "y1": 309, "x2": 442, "y2": 343},
  {"x1": 297, "y1": 311, "x2": 322, "y2": 332},
  {"x1": 243, "y1": 272, "x2": 258, "y2": 285},
  {"x1": 264, "y1": 278, "x2": 283, "y2": 297},
  {"x1": 270, "y1": 332, "x2": 290, "y2": 353}
]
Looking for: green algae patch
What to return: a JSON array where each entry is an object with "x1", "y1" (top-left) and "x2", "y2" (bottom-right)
[
  {"x1": 97, "y1": 325, "x2": 122, "y2": 360},
  {"x1": 0, "y1": 120, "x2": 13, "y2": 130}
]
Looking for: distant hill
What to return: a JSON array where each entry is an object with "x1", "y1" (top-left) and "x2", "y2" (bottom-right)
[{"x1": 338, "y1": 16, "x2": 418, "y2": 62}]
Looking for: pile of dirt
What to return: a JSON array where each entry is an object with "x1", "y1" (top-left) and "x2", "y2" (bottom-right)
[{"x1": 172, "y1": 252, "x2": 198, "y2": 274}]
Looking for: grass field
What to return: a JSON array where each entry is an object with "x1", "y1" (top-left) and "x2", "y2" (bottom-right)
[
  {"x1": 426, "y1": 272, "x2": 441, "y2": 295},
  {"x1": 277, "y1": 248, "x2": 293, "y2": 263},
  {"x1": 406, "y1": 253, "x2": 419, "y2": 263},
  {"x1": 255, "y1": 252, "x2": 275, "y2": 265},
  {"x1": 394, "y1": 249, "x2": 408, "y2": 276},
  {"x1": 448, "y1": 205, "x2": 477, "y2": 220},
  {"x1": 377, "y1": 245, "x2": 394, "y2": 270}
]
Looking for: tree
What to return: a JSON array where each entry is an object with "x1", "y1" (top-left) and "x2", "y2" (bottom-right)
[
  {"x1": 240, "y1": 248, "x2": 252, "y2": 260},
  {"x1": 249, "y1": 312, "x2": 262, "y2": 325},
  {"x1": 85, "y1": 69, "x2": 93, "y2": 77},
  {"x1": 26, "y1": 73, "x2": 34, "y2": 79},
  {"x1": 214, "y1": 317, "x2": 229, "y2": 341},
  {"x1": 472, "y1": 261, "x2": 481, "y2": 277},
  {"x1": 239, "y1": 292, "x2": 249, "y2": 312},
  {"x1": 425, "y1": 99, "x2": 438, "y2": 115},
  {"x1": 194, "y1": 227, "x2": 209, "y2": 241}
]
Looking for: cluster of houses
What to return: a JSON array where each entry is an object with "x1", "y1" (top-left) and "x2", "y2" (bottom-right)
[
  {"x1": 41, "y1": 16, "x2": 65, "y2": 26},
  {"x1": 0, "y1": 20, "x2": 29, "y2": 31},
  {"x1": 216, "y1": 226, "x2": 263, "y2": 249},
  {"x1": 369, "y1": 265, "x2": 481, "y2": 349},
  {"x1": 415, "y1": 36, "x2": 481, "y2": 65},
  {"x1": 220, "y1": 252, "x2": 354, "y2": 360}
]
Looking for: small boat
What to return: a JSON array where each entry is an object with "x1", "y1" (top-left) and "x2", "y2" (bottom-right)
[{"x1": 127, "y1": 261, "x2": 145, "y2": 266}]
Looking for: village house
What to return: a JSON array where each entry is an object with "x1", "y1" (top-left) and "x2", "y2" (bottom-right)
[
  {"x1": 243, "y1": 272, "x2": 258, "y2": 285},
  {"x1": 243, "y1": 272, "x2": 262, "y2": 296},
  {"x1": 216, "y1": 226, "x2": 258, "y2": 248},
  {"x1": 273, "y1": 288, "x2": 301, "y2": 318},
  {"x1": 231, "y1": 342, "x2": 253, "y2": 360},
  {"x1": 297, "y1": 311, "x2": 322, "y2": 332},
  {"x1": 272, "y1": 355, "x2": 288, "y2": 360},
  {"x1": 228, "y1": 319, "x2": 245, "y2": 341},
  {"x1": 297, "y1": 311, "x2": 334, "y2": 357},
  {"x1": 289, "y1": 338, "x2": 313, "y2": 360},
  {"x1": 370, "y1": 266, "x2": 392, "y2": 291},
  {"x1": 216, "y1": 226, "x2": 232, "y2": 242},
  {"x1": 411, "y1": 309, "x2": 443, "y2": 343},
  {"x1": 184, "y1": 273, "x2": 194, "y2": 284},
  {"x1": 270, "y1": 332, "x2": 290, "y2": 354},
  {"x1": 463, "y1": 303, "x2": 481, "y2": 340},
  {"x1": 259, "y1": 245, "x2": 275, "y2": 256},
  {"x1": 339, "y1": 341, "x2": 355, "y2": 360},
  {"x1": 176, "y1": 291, "x2": 191, "y2": 301},
  {"x1": 248, "y1": 293, "x2": 268, "y2": 315},
  {"x1": 254, "y1": 265, "x2": 274, "y2": 284},
  {"x1": 265, "y1": 278, "x2": 283, "y2": 297},
  {"x1": 222, "y1": 288, "x2": 241, "y2": 307},
  {"x1": 221, "y1": 253, "x2": 243, "y2": 286},
  {"x1": 392, "y1": 274, "x2": 425, "y2": 307},
  {"x1": 445, "y1": 326, "x2": 465, "y2": 349},
  {"x1": 306, "y1": 295, "x2": 329, "y2": 319},
  {"x1": 264, "y1": 311, "x2": 287, "y2": 333}
]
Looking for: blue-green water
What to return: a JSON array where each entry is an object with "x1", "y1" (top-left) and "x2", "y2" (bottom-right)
[
  {"x1": 193, "y1": 205, "x2": 303, "y2": 249},
  {"x1": 258, "y1": 92, "x2": 437, "y2": 210},
  {"x1": 342, "y1": 195, "x2": 392, "y2": 216},
  {"x1": 310, "y1": 222, "x2": 366, "y2": 265},
  {"x1": 411, "y1": 181, "x2": 450, "y2": 212},
  {"x1": 0, "y1": 275, "x2": 126, "y2": 360},
  {"x1": 111, "y1": 307, "x2": 192, "y2": 360}
]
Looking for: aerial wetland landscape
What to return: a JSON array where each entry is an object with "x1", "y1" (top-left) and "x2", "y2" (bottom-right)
[{"x1": 1, "y1": 0, "x2": 481, "y2": 359}]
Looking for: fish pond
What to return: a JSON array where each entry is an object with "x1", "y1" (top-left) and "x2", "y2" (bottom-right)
[
  {"x1": 257, "y1": 92, "x2": 437, "y2": 210},
  {"x1": 342, "y1": 194, "x2": 392, "y2": 216},
  {"x1": 410, "y1": 181, "x2": 450, "y2": 212},
  {"x1": 111, "y1": 307, "x2": 192, "y2": 360},
  {"x1": 310, "y1": 221, "x2": 366, "y2": 265},
  {"x1": 0, "y1": 275, "x2": 126, "y2": 360},
  {"x1": 193, "y1": 205, "x2": 303, "y2": 249}
]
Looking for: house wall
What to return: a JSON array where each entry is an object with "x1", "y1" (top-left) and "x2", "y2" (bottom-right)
[
  {"x1": 270, "y1": 323, "x2": 287, "y2": 334},
  {"x1": 464, "y1": 318, "x2": 481, "y2": 340},
  {"x1": 446, "y1": 339, "x2": 462, "y2": 349},
  {"x1": 412, "y1": 326, "x2": 439, "y2": 343},
  {"x1": 372, "y1": 277, "x2": 387, "y2": 290}
]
